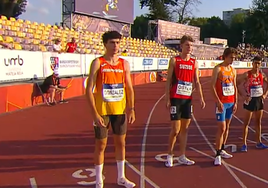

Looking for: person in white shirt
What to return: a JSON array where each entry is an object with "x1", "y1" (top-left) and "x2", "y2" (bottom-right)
[{"x1": 53, "y1": 39, "x2": 62, "y2": 53}]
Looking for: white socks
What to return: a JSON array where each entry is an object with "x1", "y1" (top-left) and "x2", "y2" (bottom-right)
[
  {"x1": 95, "y1": 160, "x2": 125, "y2": 183},
  {"x1": 95, "y1": 163, "x2": 104, "y2": 183},
  {"x1": 117, "y1": 160, "x2": 125, "y2": 179}
]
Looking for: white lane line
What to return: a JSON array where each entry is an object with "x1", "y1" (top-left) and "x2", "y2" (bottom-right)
[
  {"x1": 140, "y1": 94, "x2": 165, "y2": 188},
  {"x1": 29, "y1": 177, "x2": 38, "y2": 188},
  {"x1": 190, "y1": 147, "x2": 268, "y2": 185},
  {"x1": 192, "y1": 114, "x2": 247, "y2": 188},
  {"x1": 125, "y1": 160, "x2": 160, "y2": 188},
  {"x1": 233, "y1": 115, "x2": 268, "y2": 142}
]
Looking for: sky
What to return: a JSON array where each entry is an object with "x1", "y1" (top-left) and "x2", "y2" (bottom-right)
[{"x1": 21, "y1": 0, "x2": 253, "y2": 25}]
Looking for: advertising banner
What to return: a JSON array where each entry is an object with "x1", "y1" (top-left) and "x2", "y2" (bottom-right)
[
  {"x1": 157, "y1": 58, "x2": 169, "y2": 70},
  {"x1": 0, "y1": 49, "x2": 43, "y2": 81},
  {"x1": 0, "y1": 49, "x2": 265, "y2": 83},
  {"x1": 43, "y1": 52, "x2": 82, "y2": 77}
]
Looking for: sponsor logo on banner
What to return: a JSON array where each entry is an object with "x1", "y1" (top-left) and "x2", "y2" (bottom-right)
[
  {"x1": 60, "y1": 59, "x2": 80, "y2": 68},
  {"x1": 211, "y1": 62, "x2": 215, "y2": 67},
  {"x1": 158, "y1": 59, "x2": 168, "y2": 65},
  {"x1": 143, "y1": 58, "x2": 153, "y2": 66},
  {"x1": 149, "y1": 72, "x2": 157, "y2": 82},
  {"x1": 199, "y1": 61, "x2": 206, "y2": 68},
  {"x1": 233, "y1": 61, "x2": 240, "y2": 66},
  {"x1": 50, "y1": 57, "x2": 59, "y2": 70},
  {"x1": 4, "y1": 55, "x2": 24, "y2": 76}
]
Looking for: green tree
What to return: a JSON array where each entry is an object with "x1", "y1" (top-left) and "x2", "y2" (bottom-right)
[
  {"x1": 140, "y1": 0, "x2": 178, "y2": 8},
  {"x1": 0, "y1": 0, "x2": 27, "y2": 18},
  {"x1": 131, "y1": 15, "x2": 149, "y2": 39},
  {"x1": 229, "y1": 13, "x2": 246, "y2": 47},
  {"x1": 146, "y1": 0, "x2": 171, "y2": 21},
  {"x1": 171, "y1": 0, "x2": 201, "y2": 23},
  {"x1": 245, "y1": 0, "x2": 268, "y2": 46},
  {"x1": 188, "y1": 17, "x2": 208, "y2": 27},
  {"x1": 189, "y1": 16, "x2": 229, "y2": 42}
]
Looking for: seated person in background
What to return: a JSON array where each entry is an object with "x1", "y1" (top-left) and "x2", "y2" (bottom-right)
[{"x1": 40, "y1": 69, "x2": 68, "y2": 105}]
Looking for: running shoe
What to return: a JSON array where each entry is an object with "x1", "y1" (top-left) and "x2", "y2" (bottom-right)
[
  {"x1": 256, "y1": 142, "x2": 268, "y2": 149},
  {"x1": 117, "y1": 177, "x2": 136, "y2": 188}
]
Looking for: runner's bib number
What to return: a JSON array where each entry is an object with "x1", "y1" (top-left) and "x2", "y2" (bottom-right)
[
  {"x1": 222, "y1": 83, "x2": 235, "y2": 96},
  {"x1": 103, "y1": 83, "x2": 124, "y2": 102},
  {"x1": 250, "y1": 85, "x2": 263, "y2": 97},
  {"x1": 176, "y1": 80, "x2": 192, "y2": 96}
]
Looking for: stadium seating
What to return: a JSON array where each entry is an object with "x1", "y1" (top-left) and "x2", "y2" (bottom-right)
[{"x1": 0, "y1": 15, "x2": 223, "y2": 59}]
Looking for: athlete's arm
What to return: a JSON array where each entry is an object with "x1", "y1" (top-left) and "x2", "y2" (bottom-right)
[
  {"x1": 210, "y1": 65, "x2": 221, "y2": 103},
  {"x1": 232, "y1": 68, "x2": 238, "y2": 103},
  {"x1": 124, "y1": 60, "x2": 135, "y2": 110},
  {"x1": 165, "y1": 57, "x2": 175, "y2": 101},
  {"x1": 194, "y1": 60, "x2": 205, "y2": 102},
  {"x1": 86, "y1": 58, "x2": 100, "y2": 117},
  {"x1": 262, "y1": 72, "x2": 268, "y2": 97}
]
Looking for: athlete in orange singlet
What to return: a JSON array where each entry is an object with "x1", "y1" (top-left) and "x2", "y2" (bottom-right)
[
  {"x1": 211, "y1": 47, "x2": 238, "y2": 166},
  {"x1": 86, "y1": 31, "x2": 136, "y2": 188}
]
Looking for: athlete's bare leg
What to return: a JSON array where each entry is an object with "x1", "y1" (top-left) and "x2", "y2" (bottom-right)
[
  {"x1": 254, "y1": 110, "x2": 263, "y2": 144},
  {"x1": 178, "y1": 119, "x2": 191, "y2": 156},
  {"x1": 222, "y1": 118, "x2": 232, "y2": 146},
  {"x1": 167, "y1": 120, "x2": 181, "y2": 155},
  {"x1": 113, "y1": 134, "x2": 135, "y2": 187},
  {"x1": 95, "y1": 138, "x2": 108, "y2": 164},
  {"x1": 242, "y1": 110, "x2": 253, "y2": 145},
  {"x1": 215, "y1": 121, "x2": 226, "y2": 152},
  {"x1": 94, "y1": 138, "x2": 108, "y2": 185}
]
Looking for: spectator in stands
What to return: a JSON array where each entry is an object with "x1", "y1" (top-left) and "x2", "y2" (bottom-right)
[
  {"x1": 40, "y1": 68, "x2": 68, "y2": 106},
  {"x1": 0, "y1": 41, "x2": 12, "y2": 49},
  {"x1": 53, "y1": 39, "x2": 63, "y2": 53},
  {"x1": 65, "y1": 37, "x2": 78, "y2": 53}
]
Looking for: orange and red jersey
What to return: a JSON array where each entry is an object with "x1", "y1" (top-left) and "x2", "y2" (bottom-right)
[{"x1": 94, "y1": 57, "x2": 126, "y2": 115}]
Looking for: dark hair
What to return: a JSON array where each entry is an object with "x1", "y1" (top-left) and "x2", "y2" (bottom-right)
[
  {"x1": 222, "y1": 47, "x2": 237, "y2": 59},
  {"x1": 253, "y1": 55, "x2": 262, "y2": 62},
  {"x1": 102, "y1": 30, "x2": 122, "y2": 44},
  {"x1": 180, "y1": 35, "x2": 194, "y2": 44}
]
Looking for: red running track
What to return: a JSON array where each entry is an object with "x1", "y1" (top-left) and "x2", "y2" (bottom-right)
[{"x1": 1, "y1": 77, "x2": 268, "y2": 188}]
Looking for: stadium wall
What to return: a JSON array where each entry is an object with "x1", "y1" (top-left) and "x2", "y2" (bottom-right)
[{"x1": 1, "y1": 49, "x2": 266, "y2": 115}]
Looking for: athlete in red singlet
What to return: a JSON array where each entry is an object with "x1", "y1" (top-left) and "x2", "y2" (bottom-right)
[
  {"x1": 211, "y1": 47, "x2": 238, "y2": 166},
  {"x1": 165, "y1": 35, "x2": 205, "y2": 167},
  {"x1": 237, "y1": 56, "x2": 268, "y2": 152}
]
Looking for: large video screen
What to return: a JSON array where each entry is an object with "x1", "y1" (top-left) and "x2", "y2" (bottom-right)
[{"x1": 74, "y1": 0, "x2": 134, "y2": 24}]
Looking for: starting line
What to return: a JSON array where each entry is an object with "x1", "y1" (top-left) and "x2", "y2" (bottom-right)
[
  {"x1": 155, "y1": 153, "x2": 182, "y2": 166},
  {"x1": 72, "y1": 168, "x2": 106, "y2": 186}
]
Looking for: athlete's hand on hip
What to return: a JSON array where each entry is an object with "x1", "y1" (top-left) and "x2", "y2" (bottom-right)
[
  {"x1": 262, "y1": 94, "x2": 267, "y2": 100},
  {"x1": 216, "y1": 101, "x2": 224, "y2": 113},
  {"x1": 128, "y1": 110, "x2": 135, "y2": 124},
  {"x1": 200, "y1": 98, "x2": 205, "y2": 109},
  {"x1": 233, "y1": 102, "x2": 238, "y2": 113},
  {"x1": 166, "y1": 99, "x2": 171, "y2": 109},
  {"x1": 94, "y1": 114, "x2": 105, "y2": 127},
  {"x1": 244, "y1": 96, "x2": 251, "y2": 104}
]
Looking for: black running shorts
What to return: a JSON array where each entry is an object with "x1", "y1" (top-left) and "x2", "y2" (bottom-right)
[
  {"x1": 170, "y1": 98, "x2": 192, "y2": 121},
  {"x1": 243, "y1": 97, "x2": 263, "y2": 112}
]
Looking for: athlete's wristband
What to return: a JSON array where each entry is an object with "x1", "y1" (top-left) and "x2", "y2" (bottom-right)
[{"x1": 129, "y1": 107, "x2": 135, "y2": 111}]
